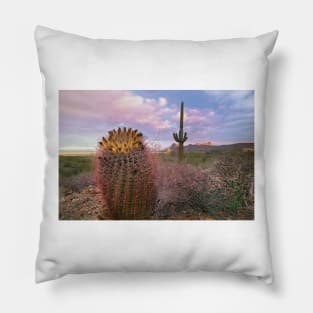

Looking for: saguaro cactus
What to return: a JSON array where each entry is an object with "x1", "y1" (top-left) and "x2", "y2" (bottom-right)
[
  {"x1": 96, "y1": 127, "x2": 157, "y2": 219},
  {"x1": 173, "y1": 101, "x2": 188, "y2": 162}
]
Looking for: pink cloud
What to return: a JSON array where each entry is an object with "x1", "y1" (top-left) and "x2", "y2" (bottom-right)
[
  {"x1": 60, "y1": 91, "x2": 218, "y2": 149},
  {"x1": 60, "y1": 90, "x2": 172, "y2": 130}
]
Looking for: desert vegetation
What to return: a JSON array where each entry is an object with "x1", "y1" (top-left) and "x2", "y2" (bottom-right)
[
  {"x1": 96, "y1": 127, "x2": 157, "y2": 219},
  {"x1": 59, "y1": 100, "x2": 254, "y2": 220},
  {"x1": 59, "y1": 147, "x2": 254, "y2": 220}
]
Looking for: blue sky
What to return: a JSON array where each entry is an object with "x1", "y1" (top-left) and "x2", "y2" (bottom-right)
[{"x1": 59, "y1": 90, "x2": 254, "y2": 151}]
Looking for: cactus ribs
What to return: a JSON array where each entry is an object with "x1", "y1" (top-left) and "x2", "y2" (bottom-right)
[{"x1": 96, "y1": 127, "x2": 157, "y2": 219}]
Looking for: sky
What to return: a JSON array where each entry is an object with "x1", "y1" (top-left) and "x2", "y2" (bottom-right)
[{"x1": 59, "y1": 90, "x2": 254, "y2": 151}]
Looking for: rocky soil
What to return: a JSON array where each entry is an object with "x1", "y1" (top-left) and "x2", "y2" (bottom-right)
[
  {"x1": 59, "y1": 185, "x2": 253, "y2": 220},
  {"x1": 59, "y1": 185, "x2": 111, "y2": 220}
]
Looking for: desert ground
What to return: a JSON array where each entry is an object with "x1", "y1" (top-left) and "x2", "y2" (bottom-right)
[{"x1": 59, "y1": 146, "x2": 254, "y2": 220}]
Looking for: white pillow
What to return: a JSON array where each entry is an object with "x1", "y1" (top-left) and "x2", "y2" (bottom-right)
[{"x1": 35, "y1": 26, "x2": 278, "y2": 283}]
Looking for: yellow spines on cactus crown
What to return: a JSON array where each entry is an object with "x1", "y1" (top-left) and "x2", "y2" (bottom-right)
[{"x1": 99, "y1": 127, "x2": 144, "y2": 153}]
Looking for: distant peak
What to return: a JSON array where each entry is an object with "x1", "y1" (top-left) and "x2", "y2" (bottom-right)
[{"x1": 191, "y1": 141, "x2": 214, "y2": 147}]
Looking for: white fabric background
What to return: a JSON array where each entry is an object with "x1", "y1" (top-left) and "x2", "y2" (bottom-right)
[
  {"x1": 35, "y1": 26, "x2": 275, "y2": 283},
  {"x1": 0, "y1": 0, "x2": 312, "y2": 312}
]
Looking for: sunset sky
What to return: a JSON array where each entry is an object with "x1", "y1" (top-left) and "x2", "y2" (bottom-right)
[{"x1": 59, "y1": 90, "x2": 254, "y2": 151}]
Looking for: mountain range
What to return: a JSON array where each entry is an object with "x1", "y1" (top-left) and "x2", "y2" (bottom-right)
[{"x1": 163, "y1": 142, "x2": 254, "y2": 152}]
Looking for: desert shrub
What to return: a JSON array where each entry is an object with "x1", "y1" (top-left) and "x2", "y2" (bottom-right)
[
  {"x1": 59, "y1": 155, "x2": 93, "y2": 180},
  {"x1": 157, "y1": 151, "x2": 221, "y2": 169},
  {"x1": 184, "y1": 151, "x2": 222, "y2": 168},
  {"x1": 155, "y1": 162, "x2": 213, "y2": 217},
  {"x1": 59, "y1": 155, "x2": 95, "y2": 193},
  {"x1": 155, "y1": 150, "x2": 254, "y2": 219},
  {"x1": 212, "y1": 151, "x2": 254, "y2": 213},
  {"x1": 156, "y1": 151, "x2": 176, "y2": 163},
  {"x1": 61, "y1": 174, "x2": 96, "y2": 193}
]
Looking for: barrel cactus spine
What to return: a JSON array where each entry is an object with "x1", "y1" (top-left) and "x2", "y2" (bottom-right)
[{"x1": 96, "y1": 127, "x2": 157, "y2": 219}]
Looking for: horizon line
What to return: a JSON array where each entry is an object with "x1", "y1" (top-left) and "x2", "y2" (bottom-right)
[{"x1": 59, "y1": 141, "x2": 255, "y2": 152}]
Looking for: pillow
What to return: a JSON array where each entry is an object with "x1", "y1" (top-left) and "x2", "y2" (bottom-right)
[{"x1": 35, "y1": 26, "x2": 278, "y2": 283}]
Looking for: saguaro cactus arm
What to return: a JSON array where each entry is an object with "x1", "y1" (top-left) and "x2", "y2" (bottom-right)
[
  {"x1": 173, "y1": 101, "x2": 188, "y2": 161},
  {"x1": 173, "y1": 102, "x2": 188, "y2": 143}
]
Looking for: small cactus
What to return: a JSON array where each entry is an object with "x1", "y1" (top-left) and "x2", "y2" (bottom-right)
[
  {"x1": 173, "y1": 101, "x2": 188, "y2": 162},
  {"x1": 96, "y1": 127, "x2": 157, "y2": 219}
]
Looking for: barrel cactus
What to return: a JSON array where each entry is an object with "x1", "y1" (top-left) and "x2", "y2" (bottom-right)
[{"x1": 96, "y1": 127, "x2": 157, "y2": 219}]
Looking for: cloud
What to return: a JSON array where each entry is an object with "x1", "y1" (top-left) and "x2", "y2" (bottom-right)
[
  {"x1": 158, "y1": 97, "x2": 167, "y2": 106},
  {"x1": 59, "y1": 90, "x2": 254, "y2": 150},
  {"x1": 205, "y1": 90, "x2": 254, "y2": 111},
  {"x1": 60, "y1": 91, "x2": 172, "y2": 130},
  {"x1": 172, "y1": 108, "x2": 215, "y2": 124}
]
